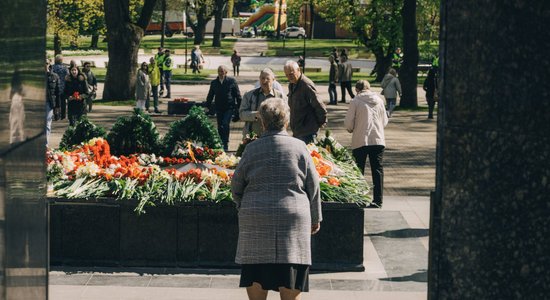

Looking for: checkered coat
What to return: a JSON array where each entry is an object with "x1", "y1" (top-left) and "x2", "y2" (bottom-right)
[{"x1": 231, "y1": 130, "x2": 322, "y2": 265}]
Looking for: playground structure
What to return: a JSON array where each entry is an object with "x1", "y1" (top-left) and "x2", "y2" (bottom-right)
[{"x1": 239, "y1": 1, "x2": 287, "y2": 32}]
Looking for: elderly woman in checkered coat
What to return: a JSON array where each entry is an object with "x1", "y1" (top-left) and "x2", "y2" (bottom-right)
[{"x1": 231, "y1": 97, "x2": 323, "y2": 300}]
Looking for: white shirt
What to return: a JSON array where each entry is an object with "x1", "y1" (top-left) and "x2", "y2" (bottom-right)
[{"x1": 344, "y1": 90, "x2": 388, "y2": 149}]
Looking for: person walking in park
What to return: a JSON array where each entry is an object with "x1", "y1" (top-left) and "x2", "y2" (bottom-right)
[
  {"x1": 381, "y1": 68, "x2": 402, "y2": 117},
  {"x1": 64, "y1": 66, "x2": 89, "y2": 126},
  {"x1": 284, "y1": 60, "x2": 327, "y2": 144},
  {"x1": 344, "y1": 80, "x2": 388, "y2": 208},
  {"x1": 135, "y1": 62, "x2": 150, "y2": 111},
  {"x1": 231, "y1": 97, "x2": 322, "y2": 300},
  {"x1": 46, "y1": 60, "x2": 61, "y2": 146},
  {"x1": 338, "y1": 55, "x2": 354, "y2": 103},
  {"x1": 231, "y1": 50, "x2": 241, "y2": 77},
  {"x1": 328, "y1": 55, "x2": 338, "y2": 105},
  {"x1": 205, "y1": 65, "x2": 242, "y2": 151},
  {"x1": 331, "y1": 47, "x2": 339, "y2": 63},
  {"x1": 162, "y1": 49, "x2": 172, "y2": 98},
  {"x1": 392, "y1": 47, "x2": 403, "y2": 73},
  {"x1": 240, "y1": 68, "x2": 285, "y2": 138},
  {"x1": 148, "y1": 57, "x2": 161, "y2": 113},
  {"x1": 52, "y1": 54, "x2": 68, "y2": 120},
  {"x1": 423, "y1": 64, "x2": 439, "y2": 119},
  {"x1": 191, "y1": 45, "x2": 204, "y2": 74},
  {"x1": 82, "y1": 62, "x2": 97, "y2": 112},
  {"x1": 155, "y1": 47, "x2": 165, "y2": 96}
]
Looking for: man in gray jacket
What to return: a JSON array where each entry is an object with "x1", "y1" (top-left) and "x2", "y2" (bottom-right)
[
  {"x1": 240, "y1": 68, "x2": 285, "y2": 137},
  {"x1": 338, "y1": 55, "x2": 355, "y2": 103},
  {"x1": 284, "y1": 61, "x2": 327, "y2": 144}
]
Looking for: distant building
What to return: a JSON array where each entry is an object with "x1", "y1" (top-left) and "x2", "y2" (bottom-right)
[{"x1": 299, "y1": 4, "x2": 355, "y2": 39}]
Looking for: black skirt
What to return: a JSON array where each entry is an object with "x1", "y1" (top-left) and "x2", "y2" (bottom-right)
[{"x1": 239, "y1": 263, "x2": 310, "y2": 292}]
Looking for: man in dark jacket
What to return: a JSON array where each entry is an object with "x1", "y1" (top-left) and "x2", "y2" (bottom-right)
[
  {"x1": 284, "y1": 60, "x2": 327, "y2": 144},
  {"x1": 423, "y1": 66, "x2": 439, "y2": 119},
  {"x1": 205, "y1": 65, "x2": 243, "y2": 151},
  {"x1": 82, "y1": 62, "x2": 97, "y2": 112},
  {"x1": 51, "y1": 54, "x2": 68, "y2": 119},
  {"x1": 46, "y1": 60, "x2": 61, "y2": 145}
]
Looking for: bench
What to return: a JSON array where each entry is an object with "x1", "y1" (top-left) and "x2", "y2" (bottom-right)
[
  {"x1": 352, "y1": 67, "x2": 361, "y2": 73},
  {"x1": 417, "y1": 64, "x2": 432, "y2": 75},
  {"x1": 80, "y1": 60, "x2": 96, "y2": 68},
  {"x1": 174, "y1": 49, "x2": 185, "y2": 55},
  {"x1": 304, "y1": 67, "x2": 322, "y2": 73},
  {"x1": 177, "y1": 64, "x2": 187, "y2": 69}
]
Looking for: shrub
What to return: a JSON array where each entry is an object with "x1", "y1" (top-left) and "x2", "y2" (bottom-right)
[
  {"x1": 107, "y1": 108, "x2": 161, "y2": 156},
  {"x1": 59, "y1": 117, "x2": 107, "y2": 150},
  {"x1": 162, "y1": 106, "x2": 223, "y2": 155}
]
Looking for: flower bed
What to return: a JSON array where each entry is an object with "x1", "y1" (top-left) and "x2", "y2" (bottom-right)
[{"x1": 47, "y1": 135, "x2": 371, "y2": 213}]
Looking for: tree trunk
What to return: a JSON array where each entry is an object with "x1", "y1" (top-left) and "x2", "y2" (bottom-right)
[
  {"x1": 372, "y1": 46, "x2": 392, "y2": 82},
  {"x1": 90, "y1": 34, "x2": 99, "y2": 48},
  {"x1": 193, "y1": 14, "x2": 210, "y2": 45},
  {"x1": 54, "y1": 33, "x2": 62, "y2": 55},
  {"x1": 103, "y1": 25, "x2": 142, "y2": 101},
  {"x1": 276, "y1": 0, "x2": 283, "y2": 38},
  {"x1": 161, "y1": 0, "x2": 166, "y2": 47},
  {"x1": 102, "y1": 0, "x2": 157, "y2": 101},
  {"x1": 399, "y1": 0, "x2": 419, "y2": 108},
  {"x1": 212, "y1": 0, "x2": 225, "y2": 47}
]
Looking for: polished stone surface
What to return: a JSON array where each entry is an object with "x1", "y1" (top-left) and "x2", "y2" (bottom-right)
[
  {"x1": 0, "y1": 0, "x2": 48, "y2": 298},
  {"x1": 430, "y1": 1, "x2": 550, "y2": 298}
]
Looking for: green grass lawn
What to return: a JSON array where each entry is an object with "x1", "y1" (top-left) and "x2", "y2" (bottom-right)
[
  {"x1": 266, "y1": 38, "x2": 371, "y2": 58},
  {"x1": 91, "y1": 68, "x2": 215, "y2": 81},
  {"x1": 47, "y1": 35, "x2": 237, "y2": 56}
]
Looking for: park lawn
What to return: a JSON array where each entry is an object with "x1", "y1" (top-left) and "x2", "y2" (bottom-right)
[
  {"x1": 91, "y1": 68, "x2": 215, "y2": 81},
  {"x1": 46, "y1": 35, "x2": 237, "y2": 56},
  {"x1": 266, "y1": 38, "x2": 371, "y2": 59}
]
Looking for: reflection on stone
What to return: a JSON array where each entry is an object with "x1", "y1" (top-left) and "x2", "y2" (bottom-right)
[{"x1": 0, "y1": 0, "x2": 48, "y2": 298}]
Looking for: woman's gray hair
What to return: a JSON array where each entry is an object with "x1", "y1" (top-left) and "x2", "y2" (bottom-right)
[
  {"x1": 259, "y1": 98, "x2": 290, "y2": 131},
  {"x1": 355, "y1": 80, "x2": 371, "y2": 92},
  {"x1": 54, "y1": 54, "x2": 63, "y2": 64}
]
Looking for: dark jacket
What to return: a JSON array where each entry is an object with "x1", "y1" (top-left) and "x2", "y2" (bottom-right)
[
  {"x1": 287, "y1": 75, "x2": 327, "y2": 138},
  {"x1": 64, "y1": 74, "x2": 89, "y2": 115},
  {"x1": 52, "y1": 63, "x2": 68, "y2": 93},
  {"x1": 423, "y1": 67, "x2": 439, "y2": 101},
  {"x1": 47, "y1": 71, "x2": 61, "y2": 109},
  {"x1": 206, "y1": 77, "x2": 242, "y2": 113}
]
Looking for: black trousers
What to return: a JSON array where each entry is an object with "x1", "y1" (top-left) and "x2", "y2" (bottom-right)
[
  {"x1": 340, "y1": 81, "x2": 355, "y2": 102},
  {"x1": 352, "y1": 145, "x2": 385, "y2": 205},
  {"x1": 328, "y1": 83, "x2": 337, "y2": 104}
]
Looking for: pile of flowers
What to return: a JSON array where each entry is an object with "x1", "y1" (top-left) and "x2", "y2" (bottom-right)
[
  {"x1": 307, "y1": 143, "x2": 370, "y2": 205},
  {"x1": 48, "y1": 138, "x2": 232, "y2": 214},
  {"x1": 47, "y1": 134, "x2": 372, "y2": 213}
]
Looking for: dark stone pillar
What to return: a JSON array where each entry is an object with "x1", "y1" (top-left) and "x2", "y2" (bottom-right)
[
  {"x1": 429, "y1": 1, "x2": 550, "y2": 299},
  {"x1": 0, "y1": 0, "x2": 48, "y2": 299}
]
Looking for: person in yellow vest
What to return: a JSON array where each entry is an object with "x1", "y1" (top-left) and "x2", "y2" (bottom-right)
[
  {"x1": 392, "y1": 47, "x2": 403, "y2": 73},
  {"x1": 162, "y1": 49, "x2": 173, "y2": 98},
  {"x1": 148, "y1": 57, "x2": 161, "y2": 113},
  {"x1": 154, "y1": 47, "x2": 166, "y2": 96}
]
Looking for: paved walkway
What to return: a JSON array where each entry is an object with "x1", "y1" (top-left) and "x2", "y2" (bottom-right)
[
  {"x1": 48, "y1": 75, "x2": 436, "y2": 299},
  {"x1": 233, "y1": 37, "x2": 269, "y2": 56}
]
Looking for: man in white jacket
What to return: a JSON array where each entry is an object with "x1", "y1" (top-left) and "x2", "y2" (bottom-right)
[{"x1": 344, "y1": 80, "x2": 388, "y2": 208}]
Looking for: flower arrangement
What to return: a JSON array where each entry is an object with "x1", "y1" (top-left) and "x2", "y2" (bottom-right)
[
  {"x1": 173, "y1": 97, "x2": 190, "y2": 103},
  {"x1": 162, "y1": 106, "x2": 223, "y2": 155},
  {"x1": 235, "y1": 132, "x2": 258, "y2": 157},
  {"x1": 48, "y1": 128, "x2": 372, "y2": 213},
  {"x1": 48, "y1": 138, "x2": 232, "y2": 214},
  {"x1": 59, "y1": 117, "x2": 107, "y2": 150},
  {"x1": 107, "y1": 108, "x2": 161, "y2": 156}
]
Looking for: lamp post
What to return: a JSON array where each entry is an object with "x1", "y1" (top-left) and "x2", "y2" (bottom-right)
[{"x1": 184, "y1": 1, "x2": 188, "y2": 74}]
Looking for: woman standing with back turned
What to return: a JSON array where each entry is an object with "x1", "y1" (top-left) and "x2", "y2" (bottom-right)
[{"x1": 232, "y1": 98, "x2": 323, "y2": 300}]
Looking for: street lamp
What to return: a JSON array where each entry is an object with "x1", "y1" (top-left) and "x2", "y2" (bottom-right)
[{"x1": 184, "y1": 1, "x2": 188, "y2": 74}]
